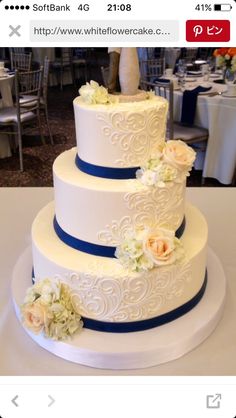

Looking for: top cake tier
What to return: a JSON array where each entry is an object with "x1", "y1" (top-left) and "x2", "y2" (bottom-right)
[{"x1": 73, "y1": 95, "x2": 168, "y2": 171}]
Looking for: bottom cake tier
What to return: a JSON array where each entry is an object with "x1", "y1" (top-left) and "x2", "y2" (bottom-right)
[{"x1": 32, "y1": 202, "x2": 207, "y2": 330}]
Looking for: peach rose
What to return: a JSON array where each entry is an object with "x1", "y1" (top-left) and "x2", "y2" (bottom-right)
[
  {"x1": 163, "y1": 140, "x2": 196, "y2": 171},
  {"x1": 144, "y1": 230, "x2": 176, "y2": 266},
  {"x1": 22, "y1": 301, "x2": 48, "y2": 334}
]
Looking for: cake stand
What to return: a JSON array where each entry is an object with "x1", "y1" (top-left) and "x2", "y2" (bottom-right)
[{"x1": 11, "y1": 246, "x2": 226, "y2": 370}]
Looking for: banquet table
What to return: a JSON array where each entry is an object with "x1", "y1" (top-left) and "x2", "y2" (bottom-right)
[
  {"x1": 173, "y1": 77, "x2": 236, "y2": 184},
  {"x1": 0, "y1": 187, "x2": 236, "y2": 376},
  {"x1": 0, "y1": 74, "x2": 14, "y2": 158}
]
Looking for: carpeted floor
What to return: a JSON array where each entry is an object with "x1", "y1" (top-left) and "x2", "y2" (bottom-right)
[
  {"x1": 0, "y1": 84, "x2": 232, "y2": 187},
  {"x1": 0, "y1": 86, "x2": 77, "y2": 187}
]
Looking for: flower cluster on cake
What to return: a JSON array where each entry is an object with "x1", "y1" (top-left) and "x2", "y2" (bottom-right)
[{"x1": 22, "y1": 279, "x2": 83, "y2": 340}]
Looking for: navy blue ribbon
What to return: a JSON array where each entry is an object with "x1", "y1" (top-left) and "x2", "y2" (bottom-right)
[
  {"x1": 82, "y1": 271, "x2": 208, "y2": 333},
  {"x1": 54, "y1": 216, "x2": 186, "y2": 258},
  {"x1": 75, "y1": 154, "x2": 139, "y2": 180},
  {"x1": 31, "y1": 269, "x2": 207, "y2": 333}
]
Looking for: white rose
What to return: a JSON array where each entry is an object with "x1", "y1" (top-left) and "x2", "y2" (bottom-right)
[
  {"x1": 163, "y1": 140, "x2": 196, "y2": 171},
  {"x1": 94, "y1": 86, "x2": 109, "y2": 104},
  {"x1": 79, "y1": 81, "x2": 110, "y2": 104},
  {"x1": 79, "y1": 83, "x2": 96, "y2": 104}
]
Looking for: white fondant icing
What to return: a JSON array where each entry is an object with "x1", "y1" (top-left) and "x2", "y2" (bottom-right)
[
  {"x1": 32, "y1": 202, "x2": 208, "y2": 323},
  {"x1": 53, "y1": 148, "x2": 186, "y2": 246},
  {"x1": 73, "y1": 95, "x2": 168, "y2": 168}
]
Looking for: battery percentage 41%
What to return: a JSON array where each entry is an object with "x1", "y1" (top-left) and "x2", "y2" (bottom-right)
[{"x1": 195, "y1": 4, "x2": 212, "y2": 11}]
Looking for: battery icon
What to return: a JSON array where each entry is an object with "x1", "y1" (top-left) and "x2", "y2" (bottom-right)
[{"x1": 214, "y1": 3, "x2": 232, "y2": 10}]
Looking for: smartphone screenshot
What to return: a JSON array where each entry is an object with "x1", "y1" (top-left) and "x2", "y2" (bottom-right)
[{"x1": 0, "y1": 0, "x2": 235, "y2": 417}]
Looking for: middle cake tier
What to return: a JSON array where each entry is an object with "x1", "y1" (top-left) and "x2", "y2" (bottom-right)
[{"x1": 53, "y1": 148, "x2": 186, "y2": 248}]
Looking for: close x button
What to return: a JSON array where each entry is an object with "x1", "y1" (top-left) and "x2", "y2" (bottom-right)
[{"x1": 186, "y1": 20, "x2": 230, "y2": 42}]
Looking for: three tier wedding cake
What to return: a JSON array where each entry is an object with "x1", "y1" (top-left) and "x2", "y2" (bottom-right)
[{"x1": 21, "y1": 49, "x2": 208, "y2": 349}]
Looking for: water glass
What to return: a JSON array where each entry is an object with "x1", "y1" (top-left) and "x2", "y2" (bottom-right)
[
  {"x1": 177, "y1": 61, "x2": 186, "y2": 90},
  {"x1": 201, "y1": 64, "x2": 210, "y2": 81}
]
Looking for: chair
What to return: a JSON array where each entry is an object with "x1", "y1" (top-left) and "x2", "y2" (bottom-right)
[
  {"x1": 179, "y1": 48, "x2": 198, "y2": 68},
  {"x1": 51, "y1": 48, "x2": 74, "y2": 90},
  {"x1": 11, "y1": 48, "x2": 26, "y2": 54},
  {"x1": 142, "y1": 80, "x2": 209, "y2": 181},
  {"x1": 140, "y1": 59, "x2": 165, "y2": 89},
  {"x1": 197, "y1": 48, "x2": 214, "y2": 61},
  {"x1": 0, "y1": 68, "x2": 43, "y2": 171},
  {"x1": 71, "y1": 48, "x2": 88, "y2": 84},
  {"x1": 10, "y1": 51, "x2": 32, "y2": 72},
  {"x1": 20, "y1": 57, "x2": 54, "y2": 144},
  {"x1": 101, "y1": 66, "x2": 109, "y2": 88}
]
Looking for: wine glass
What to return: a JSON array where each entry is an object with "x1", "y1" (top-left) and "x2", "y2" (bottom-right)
[
  {"x1": 224, "y1": 68, "x2": 236, "y2": 85},
  {"x1": 224, "y1": 68, "x2": 236, "y2": 95},
  {"x1": 177, "y1": 60, "x2": 186, "y2": 90},
  {"x1": 201, "y1": 64, "x2": 210, "y2": 82}
]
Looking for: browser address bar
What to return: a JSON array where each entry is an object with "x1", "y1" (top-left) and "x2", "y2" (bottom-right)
[{"x1": 30, "y1": 20, "x2": 179, "y2": 42}]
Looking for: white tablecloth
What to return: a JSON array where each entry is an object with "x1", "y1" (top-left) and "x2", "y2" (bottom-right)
[
  {"x1": 0, "y1": 74, "x2": 14, "y2": 158},
  {"x1": 0, "y1": 187, "x2": 235, "y2": 376},
  {"x1": 173, "y1": 79, "x2": 236, "y2": 184}
]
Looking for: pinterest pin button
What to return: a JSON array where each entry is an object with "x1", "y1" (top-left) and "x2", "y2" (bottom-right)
[{"x1": 186, "y1": 20, "x2": 230, "y2": 42}]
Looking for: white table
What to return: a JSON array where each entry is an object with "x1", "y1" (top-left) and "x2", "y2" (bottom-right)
[
  {"x1": 0, "y1": 187, "x2": 236, "y2": 376},
  {"x1": 173, "y1": 78, "x2": 236, "y2": 184},
  {"x1": 0, "y1": 74, "x2": 14, "y2": 158}
]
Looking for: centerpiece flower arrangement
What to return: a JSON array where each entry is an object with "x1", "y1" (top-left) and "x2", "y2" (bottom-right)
[
  {"x1": 136, "y1": 140, "x2": 196, "y2": 188},
  {"x1": 21, "y1": 279, "x2": 83, "y2": 340},
  {"x1": 213, "y1": 48, "x2": 236, "y2": 72}
]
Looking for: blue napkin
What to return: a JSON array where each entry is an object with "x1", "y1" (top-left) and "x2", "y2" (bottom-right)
[
  {"x1": 153, "y1": 77, "x2": 170, "y2": 83},
  {"x1": 181, "y1": 86, "x2": 212, "y2": 126},
  {"x1": 187, "y1": 71, "x2": 202, "y2": 77},
  {"x1": 213, "y1": 79, "x2": 225, "y2": 84}
]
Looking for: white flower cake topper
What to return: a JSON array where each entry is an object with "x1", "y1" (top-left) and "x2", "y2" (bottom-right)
[
  {"x1": 79, "y1": 80, "x2": 117, "y2": 105},
  {"x1": 21, "y1": 278, "x2": 83, "y2": 340}
]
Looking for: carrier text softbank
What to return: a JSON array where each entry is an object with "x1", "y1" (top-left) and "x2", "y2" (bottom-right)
[{"x1": 32, "y1": 3, "x2": 71, "y2": 11}]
